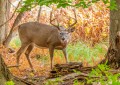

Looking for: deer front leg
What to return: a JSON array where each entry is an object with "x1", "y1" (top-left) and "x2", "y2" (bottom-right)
[
  {"x1": 62, "y1": 48, "x2": 68, "y2": 63},
  {"x1": 49, "y1": 45, "x2": 54, "y2": 69}
]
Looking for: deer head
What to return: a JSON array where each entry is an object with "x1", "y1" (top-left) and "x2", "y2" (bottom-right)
[{"x1": 50, "y1": 9, "x2": 77, "y2": 45}]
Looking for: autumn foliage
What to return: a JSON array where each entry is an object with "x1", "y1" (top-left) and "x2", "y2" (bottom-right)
[
  {"x1": 9, "y1": 1, "x2": 109, "y2": 45},
  {"x1": 1, "y1": 1, "x2": 109, "y2": 77}
]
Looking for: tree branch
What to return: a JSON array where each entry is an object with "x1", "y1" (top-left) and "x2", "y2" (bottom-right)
[
  {"x1": 37, "y1": 6, "x2": 42, "y2": 22},
  {"x1": 8, "y1": 0, "x2": 16, "y2": 8}
]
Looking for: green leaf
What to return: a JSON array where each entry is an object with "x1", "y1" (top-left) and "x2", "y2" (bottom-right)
[
  {"x1": 5, "y1": 81, "x2": 14, "y2": 85},
  {"x1": 109, "y1": 0, "x2": 117, "y2": 10},
  {"x1": 102, "y1": 0, "x2": 109, "y2": 4}
]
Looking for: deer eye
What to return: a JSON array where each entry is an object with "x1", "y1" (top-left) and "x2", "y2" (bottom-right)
[{"x1": 60, "y1": 33, "x2": 62, "y2": 35}]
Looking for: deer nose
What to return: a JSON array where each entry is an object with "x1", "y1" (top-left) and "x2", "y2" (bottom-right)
[{"x1": 62, "y1": 38, "x2": 65, "y2": 41}]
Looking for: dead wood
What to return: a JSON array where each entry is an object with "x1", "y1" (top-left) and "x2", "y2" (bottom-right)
[
  {"x1": 44, "y1": 62, "x2": 98, "y2": 85},
  {"x1": 49, "y1": 62, "x2": 94, "y2": 78}
]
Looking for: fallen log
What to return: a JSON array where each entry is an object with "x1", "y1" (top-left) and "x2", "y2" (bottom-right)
[
  {"x1": 49, "y1": 62, "x2": 94, "y2": 78},
  {"x1": 45, "y1": 71, "x2": 100, "y2": 85}
]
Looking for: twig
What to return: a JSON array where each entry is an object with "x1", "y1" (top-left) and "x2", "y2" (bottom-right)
[
  {"x1": 37, "y1": 6, "x2": 42, "y2": 22},
  {"x1": 8, "y1": 0, "x2": 16, "y2": 8}
]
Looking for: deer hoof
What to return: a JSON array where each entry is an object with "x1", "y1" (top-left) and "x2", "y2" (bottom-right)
[{"x1": 8, "y1": 48, "x2": 15, "y2": 53}]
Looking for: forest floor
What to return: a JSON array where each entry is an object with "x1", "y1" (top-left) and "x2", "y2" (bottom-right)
[
  {"x1": 0, "y1": 37, "x2": 109, "y2": 84},
  {"x1": 2, "y1": 38, "x2": 107, "y2": 76}
]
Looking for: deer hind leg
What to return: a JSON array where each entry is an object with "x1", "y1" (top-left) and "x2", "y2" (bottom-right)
[
  {"x1": 25, "y1": 44, "x2": 34, "y2": 71},
  {"x1": 62, "y1": 48, "x2": 68, "y2": 63},
  {"x1": 7, "y1": 42, "x2": 29, "y2": 68},
  {"x1": 15, "y1": 42, "x2": 29, "y2": 67}
]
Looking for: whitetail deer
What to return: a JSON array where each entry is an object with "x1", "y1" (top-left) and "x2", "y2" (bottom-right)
[{"x1": 10, "y1": 9, "x2": 77, "y2": 71}]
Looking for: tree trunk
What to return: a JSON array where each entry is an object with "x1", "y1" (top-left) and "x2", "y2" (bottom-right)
[
  {"x1": 0, "y1": 0, "x2": 12, "y2": 84},
  {"x1": 105, "y1": 0, "x2": 120, "y2": 68},
  {"x1": 0, "y1": 0, "x2": 27, "y2": 84},
  {"x1": 0, "y1": 0, "x2": 6, "y2": 44},
  {"x1": 5, "y1": 0, "x2": 11, "y2": 38}
]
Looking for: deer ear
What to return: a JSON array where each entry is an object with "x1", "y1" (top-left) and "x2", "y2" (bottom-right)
[{"x1": 68, "y1": 27, "x2": 75, "y2": 33}]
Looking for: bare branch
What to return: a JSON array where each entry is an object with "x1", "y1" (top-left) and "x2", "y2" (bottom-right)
[
  {"x1": 37, "y1": 6, "x2": 42, "y2": 22},
  {"x1": 8, "y1": 0, "x2": 16, "y2": 7}
]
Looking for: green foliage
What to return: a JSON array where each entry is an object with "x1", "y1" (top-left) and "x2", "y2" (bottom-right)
[
  {"x1": 73, "y1": 79, "x2": 85, "y2": 85},
  {"x1": 109, "y1": 0, "x2": 117, "y2": 10},
  {"x1": 66, "y1": 42, "x2": 107, "y2": 65},
  {"x1": 75, "y1": 0, "x2": 117, "y2": 10},
  {"x1": 18, "y1": 0, "x2": 117, "y2": 12},
  {"x1": 10, "y1": 36, "x2": 21, "y2": 49},
  {"x1": 18, "y1": 0, "x2": 37, "y2": 12},
  {"x1": 102, "y1": 0, "x2": 109, "y2": 4},
  {"x1": 73, "y1": 69, "x2": 81, "y2": 74},
  {"x1": 73, "y1": 79, "x2": 79, "y2": 85},
  {"x1": 19, "y1": 0, "x2": 73, "y2": 12},
  {"x1": 86, "y1": 63, "x2": 120, "y2": 85},
  {"x1": 75, "y1": 0, "x2": 100, "y2": 8},
  {"x1": 45, "y1": 77, "x2": 63, "y2": 85},
  {"x1": 5, "y1": 81, "x2": 14, "y2": 85}
]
